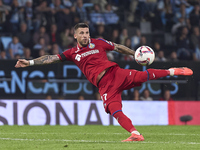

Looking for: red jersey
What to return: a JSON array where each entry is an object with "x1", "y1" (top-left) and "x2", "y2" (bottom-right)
[{"x1": 57, "y1": 38, "x2": 117, "y2": 87}]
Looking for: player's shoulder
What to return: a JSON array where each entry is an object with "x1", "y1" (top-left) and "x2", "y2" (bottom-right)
[
  {"x1": 93, "y1": 38, "x2": 114, "y2": 46},
  {"x1": 62, "y1": 47, "x2": 76, "y2": 55}
]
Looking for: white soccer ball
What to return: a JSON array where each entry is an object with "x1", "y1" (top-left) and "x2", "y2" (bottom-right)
[{"x1": 134, "y1": 46, "x2": 155, "y2": 66}]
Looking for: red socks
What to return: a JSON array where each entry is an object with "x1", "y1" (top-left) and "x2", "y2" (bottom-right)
[
  {"x1": 134, "y1": 69, "x2": 170, "y2": 83},
  {"x1": 147, "y1": 69, "x2": 170, "y2": 80},
  {"x1": 108, "y1": 102, "x2": 136, "y2": 133},
  {"x1": 113, "y1": 111, "x2": 136, "y2": 133}
]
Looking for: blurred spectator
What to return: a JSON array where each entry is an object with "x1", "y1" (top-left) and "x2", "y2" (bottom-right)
[
  {"x1": 152, "y1": 41, "x2": 162, "y2": 57},
  {"x1": 33, "y1": 26, "x2": 50, "y2": 45},
  {"x1": 90, "y1": 3, "x2": 105, "y2": 25},
  {"x1": 45, "y1": 94, "x2": 52, "y2": 100},
  {"x1": 94, "y1": 92, "x2": 101, "y2": 100},
  {"x1": 94, "y1": 24, "x2": 108, "y2": 39},
  {"x1": 49, "y1": 24, "x2": 61, "y2": 44},
  {"x1": 134, "y1": 36, "x2": 147, "y2": 50},
  {"x1": 171, "y1": 17, "x2": 187, "y2": 35},
  {"x1": 192, "y1": 43, "x2": 200, "y2": 61},
  {"x1": 0, "y1": 50, "x2": 7, "y2": 59},
  {"x1": 176, "y1": 26, "x2": 193, "y2": 60},
  {"x1": 78, "y1": 95, "x2": 85, "y2": 100},
  {"x1": 67, "y1": 39, "x2": 77, "y2": 48},
  {"x1": 127, "y1": 0, "x2": 138, "y2": 23},
  {"x1": 33, "y1": 37, "x2": 51, "y2": 57},
  {"x1": 0, "y1": 39, "x2": 4, "y2": 51},
  {"x1": 169, "y1": 51, "x2": 178, "y2": 62},
  {"x1": 159, "y1": 89, "x2": 174, "y2": 101},
  {"x1": 123, "y1": 38, "x2": 134, "y2": 61},
  {"x1": 9, "y1": 0, "x2": 24, "y2": 33},
  {"x1": 0, "y1": 0, "x2": 11, "y2": 28},
  {"x1": 155, "y1": 50, "x2": 167, "y2": 62},
  {"x1": 14, "y1": 53, "x2": 21, "y2": 59},
  {"x1": 150, "y1": 0, "x2": 166, "y2": 31},
  {"x1": 190, "y1": 26, "x2": 200, "y2": 50},
  {"x1": 174, "y1": 2, "x2": 193, "y2": 29},
  {"x1": 60, "y1": 28, "x2": 74, "y2": 49},
  {"x1": 92, "y1": 0, "x2": 107, "y2": 12},
  {"x1": 2, "y1": 0, "x2": 12, "y2": 5},
  {"x1": 51, "y1": 43, "x2": 62, "y2": 55},
  {"x1": 38, "y1": 49, "x2": 46, "y2": 57},
  {"x1": 76, "y1": 0, "x2": 88, "y2": 22},
  {"x1": 62, "y1": 0, "x2": 72, "y2": 8},
  {"x1": 49, "y1": 0, "x2": 65, "y2": 13},
  {"x1": 22, "y1": 0, "x2": 36, "y2": 31},
  {"x1": 35, "y1": 0, "x2": 52, "y2": 28},
  {"x1": 55, "y1": 8, "x2": 73, "y2": 33},
  {"x1": 140, "y1": 89, "x2": 153, "y2": 101},
  {"x1": 110, "y1": 29, "x2": 120, "y2": 43},
  {"x1": 23, "y1": 47, "x2": 32, "y2": 60},
  {"x1": 189, "y1": 3, "x2": 200, "y2": 27},
  {"x1": 70, "y1": 5, "x2": 80, "y2": 26},
  {"x1": 174, "y1": 0, "x2": 190, "y2": 6},
  {"x1": 136, "y1": 0, "x2": 148, "y2": 21},
  {"x1": 132, "y1": 89, "x2": 140, "y2": 101},
  {"x1": 33, "y1": 37, "x2": 50, "y2": 51},
  {"x1": 162, "y1": 2, "x2": 175, "y2": 32},
  {"x1": 16, "y1": 22, "x2": 31, "y2": 47},
  {"x1": 103, "y1": 4, "x2": 119, "y2": 25},
  {"x1": 50, "y1": 0, "x2": 64, "y2": 8},
  {"x1": 120, "y1": 28, "x2": 128, "y2": 45},
  {"x1": 131, "y1": 28, "x2": 141, "y2": 49},
  {"x1": 58, "y1": 95, "x2": 65, "y2": 100},
  {"x1": 8, "y1": 36, "x2": 24, "y2": 59}
]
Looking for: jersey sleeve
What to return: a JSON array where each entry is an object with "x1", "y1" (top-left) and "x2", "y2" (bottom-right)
[
  {"x1": 97, "y1": 38, "x2": 115, "y2": 51},
  {"x1": 57, "y1": 49, "x2": 72, "y2": 61}
]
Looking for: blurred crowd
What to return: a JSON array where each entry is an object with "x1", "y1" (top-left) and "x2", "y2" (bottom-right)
[
  {"x1": 0, "y1": 0, "x2": 200, "y2": 62},
  {"x1": 44, "y1": 88, "x2": 174, "y2": 101},
  {"x1": 45, "y1": 89, "x2": 174, "y2": 101}
]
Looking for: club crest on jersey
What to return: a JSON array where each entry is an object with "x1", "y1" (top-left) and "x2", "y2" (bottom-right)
[{"x1": 89, "y1": 43, "x2": 95, "y2": 49}]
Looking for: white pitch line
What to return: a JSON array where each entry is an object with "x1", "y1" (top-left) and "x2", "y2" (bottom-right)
[
  {"x1": 0, "y1": 138, "x2": 116, "y2": 143},
  {"x1": 0, "y1": 132, "x2": 200, "y2": 136},
  {"x1": 0, "y1": 138, "x2": 200, "y2": 145}
]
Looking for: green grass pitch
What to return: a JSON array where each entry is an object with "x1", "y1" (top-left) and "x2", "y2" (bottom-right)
[{"x1": 0, "y1": 125, "x2": 199, "y2": 150}]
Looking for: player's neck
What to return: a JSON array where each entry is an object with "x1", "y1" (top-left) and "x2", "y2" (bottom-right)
[
  {"x1": 78, "y1": 43, "x2": 84, "y2": 48},
  {"x1": 77, "y1": 42, "x2": 88, "y2": 48}
]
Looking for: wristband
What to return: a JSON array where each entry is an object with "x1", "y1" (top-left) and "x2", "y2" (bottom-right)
[{"x1": 29, "y1": 60, "x2": 34, "y2": 66}]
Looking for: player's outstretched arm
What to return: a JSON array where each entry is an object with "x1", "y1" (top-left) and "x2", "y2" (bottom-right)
[
  {"x1": 15, "y1": 55, "x2": 61, "y2": 68},
  {"x1": 114, "y1": 43, "x2": 135, "y2": 56}
]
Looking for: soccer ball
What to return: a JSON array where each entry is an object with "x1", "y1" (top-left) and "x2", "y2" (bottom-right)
[{"x1": 134, "y1": 46, "x2": 155, "y2": 66}]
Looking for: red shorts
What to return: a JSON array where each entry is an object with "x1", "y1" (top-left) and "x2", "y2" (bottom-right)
[{"x1": 97, "y1": 65, "x2": 145, "y2": 114}]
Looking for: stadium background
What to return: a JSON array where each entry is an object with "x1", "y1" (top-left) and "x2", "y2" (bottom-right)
[{"x1": 0, "y1": 0, "x2": 200, "y2": 126}]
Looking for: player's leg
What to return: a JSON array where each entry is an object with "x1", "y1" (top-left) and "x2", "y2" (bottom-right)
[
  {"x1": 130, "y1": 67, "x2": 193, "y2": 84},
  {"x1": 108, "y1": 101, "x2": 144, "y2": 142}
]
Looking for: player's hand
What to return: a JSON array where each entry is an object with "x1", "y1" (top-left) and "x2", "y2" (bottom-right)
[{"x1": 15, "y1": 59, "x2": 30, "y2": 68}]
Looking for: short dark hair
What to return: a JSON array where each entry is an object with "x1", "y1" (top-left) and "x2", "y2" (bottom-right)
[{"x1": 74, "y1": 23, "x2": 89, "y2": 32}]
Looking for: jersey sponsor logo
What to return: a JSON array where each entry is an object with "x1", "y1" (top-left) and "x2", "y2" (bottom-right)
[
  {"x1": 75, "y1": 50, "x2": 99, "y2": 61},
  {"x1": 89, "y1": 43, "x2": 95, "y2": 49}
]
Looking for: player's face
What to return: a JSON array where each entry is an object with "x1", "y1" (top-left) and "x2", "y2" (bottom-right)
[{"x1": 74, "y1": 28, "x2": 90, "y2": 47}]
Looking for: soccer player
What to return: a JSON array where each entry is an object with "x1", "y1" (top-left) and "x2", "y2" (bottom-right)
[{"x1": 15, "y1": 23, "x2": 193, "y2": 142}]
